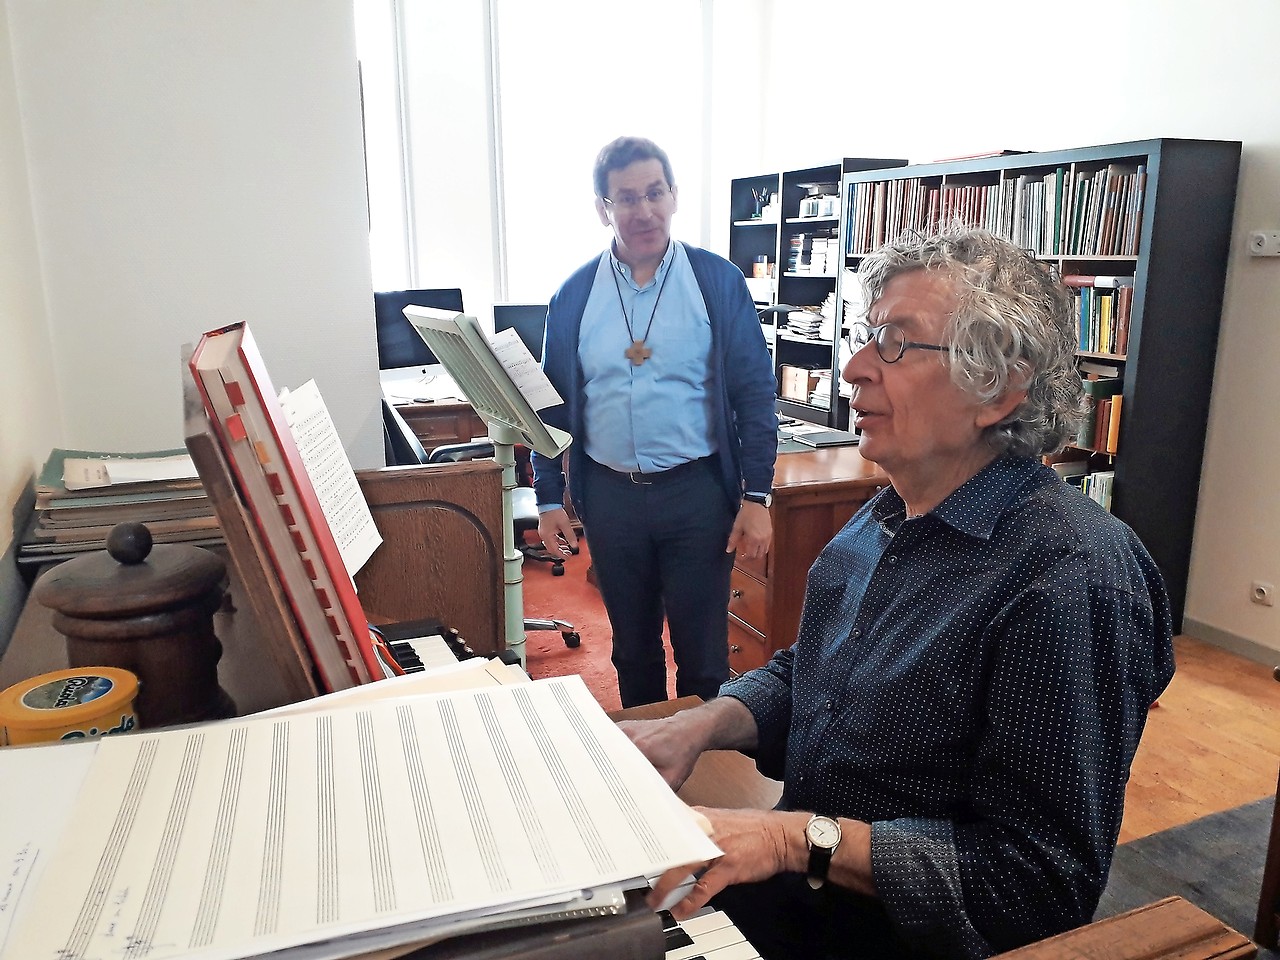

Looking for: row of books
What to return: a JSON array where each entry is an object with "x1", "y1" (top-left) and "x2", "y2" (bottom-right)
[
  {"x1": 1066, "y1": 274, "x2": 1135, "y2": 355},
  {"x1": 1051, "y1": 461, "x2": 1116, "y2": 512},
  {"x1": 1078, "y1": 377, "x2": 1123, "y2": 454},
  {"x1": 844, "y1": 162, "x2": 1147, "y2": 259},
  {"x1": 20, "y1": 448, "x2": 220, "y2": 562},
  {"x1": 786, "y1": 230, "x2": 837, "y2": 275}
]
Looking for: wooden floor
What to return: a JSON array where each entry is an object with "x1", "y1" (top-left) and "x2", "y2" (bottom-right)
[{"x1": 1119, "y1": 634, "x2": 1280, "y2": 843}]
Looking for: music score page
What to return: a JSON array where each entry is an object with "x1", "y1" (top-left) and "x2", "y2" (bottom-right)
[{"x1": 4, "y1": 676, "x2": 718, "y2": 960}]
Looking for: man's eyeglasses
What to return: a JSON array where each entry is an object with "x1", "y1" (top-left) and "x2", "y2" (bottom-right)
[
  {"x1": 848, "y1": 322, "x2": 948, "y2": 364},
  {"x1": 602, "y1": 187, "x2": 671, "y2": 211}
]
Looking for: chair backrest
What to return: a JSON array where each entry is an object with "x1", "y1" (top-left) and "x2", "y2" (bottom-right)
[
  {"x1": 426, "y1": 441, "x2": 496, "y2": 464},
  {"x1": 381, "y1": 399, "x2": 429, "y2": 465}
]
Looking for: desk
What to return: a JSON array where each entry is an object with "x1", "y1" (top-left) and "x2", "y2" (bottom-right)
[
  {"x1": 1, "y1": 460, "x2": 505, "y2": 717},
  {"x1": 729, "y1": 445, "x2": 887, "y2": 673}
]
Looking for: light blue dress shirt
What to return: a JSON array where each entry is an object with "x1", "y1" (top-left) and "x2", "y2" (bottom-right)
[{"x1": 579, "y1": 241, "x2": 715, "y2": 473}]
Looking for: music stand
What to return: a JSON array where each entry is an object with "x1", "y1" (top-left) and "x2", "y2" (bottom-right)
[{"x1": 404, "y1": 306, "x2": 571, "y2": 665}]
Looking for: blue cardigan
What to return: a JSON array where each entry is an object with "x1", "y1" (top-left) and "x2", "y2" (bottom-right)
[{"x1": 532, "y1": 242, "x2": 777, "y2": 515}]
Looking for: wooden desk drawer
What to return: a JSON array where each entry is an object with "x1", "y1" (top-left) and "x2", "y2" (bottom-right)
[
  {"x1": 728, "y1": 617, "x2": 769, "y2": 675},
  {"x1": 398, "y1": 406, "x2": 487, "y2": 448},
  {"x1": 735, "y1": 551, "x2": 768, "y2": 582},
  {"x1": 728, "y1": 569, "x2": 767, "y2": 635}
]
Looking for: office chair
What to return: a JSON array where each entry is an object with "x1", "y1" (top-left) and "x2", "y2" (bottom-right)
[{"x1": 380, "y1": 400, "x2": 580, "y2": 648}]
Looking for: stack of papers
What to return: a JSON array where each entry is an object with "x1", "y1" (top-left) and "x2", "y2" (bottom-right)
[
  {"x1": 20, "y1": 448, "x2": 219, "y2": 563},
  {"x1": 0, "y1": 672, "x2": 718, "y2": 960}
]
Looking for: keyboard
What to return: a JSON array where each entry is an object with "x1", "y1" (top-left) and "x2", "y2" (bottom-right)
[
  {"x1": 386, "y1": 633, "x2": 463, "y2": 673},
  {"x1": 375, "y1": 617, "x2": 478, "y2": 678},
  {"x1": 662, "y1": 907, "x2": 761, "y2": 960}
]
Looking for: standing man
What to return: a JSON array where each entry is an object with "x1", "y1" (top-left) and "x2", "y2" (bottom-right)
[{"x1": 532, "y1": 136, "x2": 777, "y2": 708}]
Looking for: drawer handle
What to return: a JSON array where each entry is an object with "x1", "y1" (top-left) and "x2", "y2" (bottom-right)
[
  {"x1": 729, "y1": 644, "x2": 742, "y2": 654},
  {"x1": 731, "y1": 589, "x2": 743, "y2": 599}
]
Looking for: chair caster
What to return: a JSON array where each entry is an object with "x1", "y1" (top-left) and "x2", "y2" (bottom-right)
[
  {"x1": 564, "y1": 632, "x2": 581, "y2": 648},
  {"x1": 552, "y1": 565, "x2": 565, "y2": 576}
]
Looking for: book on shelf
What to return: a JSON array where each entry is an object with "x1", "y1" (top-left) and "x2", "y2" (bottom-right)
[
  {"x1": 189, "y1": 321, "x2": 385, "y2": 691},
  {"x1": 1105, "y1": 394, "x2": 1123, "y2": 455}
]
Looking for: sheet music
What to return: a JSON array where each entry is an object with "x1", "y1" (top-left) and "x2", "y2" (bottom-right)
[
  {"x1": 0, "y1": 741, "x2": 98, "y2": 955},
  {"x1": 280, "y1": 379, "x2": 383, "y2": 577},
  {"x1": 3, "y1": 676, "x2": 719, "y2": 960},
  {"x1": 486, "y1": 328, "x2": 562, "y2": 411}
]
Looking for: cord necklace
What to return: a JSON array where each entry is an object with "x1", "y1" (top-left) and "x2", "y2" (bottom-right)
[{"x1": 612, "y1": 253, "x2": 674, "y2": 366}]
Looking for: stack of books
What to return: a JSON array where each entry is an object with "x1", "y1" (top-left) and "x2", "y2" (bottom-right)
[{"x1": 20, "y1": 448, "x2": 220, "y2": 564}]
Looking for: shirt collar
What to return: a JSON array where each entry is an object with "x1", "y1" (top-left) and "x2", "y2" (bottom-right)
[
  {"x1": 872, "y1": 456, "x2": 1041, "y2": 540},
  {"x1": 609, "y1": 240, "x2": 676, "y2": 290}
]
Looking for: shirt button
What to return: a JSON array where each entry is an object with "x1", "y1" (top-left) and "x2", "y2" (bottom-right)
[
  {"x1": 850, "y1": 628, "x2": 861, "y2": 639},
  {"x1": 887, "y1": 555, "x2": 898, "y2": 564},
  {"x1": 825, "y1": 700, "x2": 835, "y2": 711}
]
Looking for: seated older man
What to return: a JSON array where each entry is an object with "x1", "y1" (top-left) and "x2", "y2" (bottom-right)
[{"x1": 626, "y1": 227, "x2": 1174, "y2": 960}]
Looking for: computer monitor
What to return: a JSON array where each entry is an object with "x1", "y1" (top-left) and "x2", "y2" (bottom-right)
[
  {"x1": 374, "y1": 288, "x2": 464, "y2": 370},
  {"x1": 492, "y1": 303, "x2": 548, "y2": 361}
]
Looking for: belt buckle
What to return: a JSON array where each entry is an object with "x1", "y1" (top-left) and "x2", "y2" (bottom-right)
[{"x1": 628, "y1": 471, "x2": 652, "y2": 485}]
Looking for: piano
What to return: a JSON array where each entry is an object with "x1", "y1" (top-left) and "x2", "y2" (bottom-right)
[
  {"x1": 374, "y1": 616, "x2": 519, "y2": 676},
  {"x1": 663, "y1": 907, "x2": 762, "y2": 960}
]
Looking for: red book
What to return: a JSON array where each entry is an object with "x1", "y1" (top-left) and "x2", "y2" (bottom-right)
[{"x1": 190, "y1": 322, "x2": 382, "y2": 690}]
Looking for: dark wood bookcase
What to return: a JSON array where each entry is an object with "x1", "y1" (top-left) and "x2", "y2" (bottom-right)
[
  {"x1": 729, "y1": 159, "x2": 905, "y2": 425},
  {"x1": 834, "y1": 138, "x2": 1241, "y2": 628}
]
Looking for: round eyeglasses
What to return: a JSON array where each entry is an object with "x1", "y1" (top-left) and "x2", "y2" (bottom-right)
[
  {"x1": 602, "y1": 187, "x2": 671, "y2": 212},
  {"x1": 848, "y1": 322, "x2": 948, "y2": 364}
]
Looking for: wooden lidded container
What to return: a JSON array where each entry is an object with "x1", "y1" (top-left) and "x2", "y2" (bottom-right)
[{"x1": 34, "y1": 522, "x2": 236, "y2": 727}]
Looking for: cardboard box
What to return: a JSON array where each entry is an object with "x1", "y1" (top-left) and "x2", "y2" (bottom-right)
[{"x1": 780, "y1": 365, "x2": 819, "y2": 401}]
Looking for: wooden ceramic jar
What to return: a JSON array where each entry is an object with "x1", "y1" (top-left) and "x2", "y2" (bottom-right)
[{"x1": 34, "y1": 522, "x2": 236, "y2": 727}]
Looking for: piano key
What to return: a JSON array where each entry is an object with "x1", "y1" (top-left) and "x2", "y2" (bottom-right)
[
  {"x1": 388, "y1": 634, "x2": 459, "y2": 673},
  {"x1": 662, "y1": 907, "x2": 761, "y2": 960}
]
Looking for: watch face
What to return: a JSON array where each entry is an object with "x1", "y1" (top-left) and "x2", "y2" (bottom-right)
[{"x1": 806, "y1": 816, "x2": 840, "y2": 849}]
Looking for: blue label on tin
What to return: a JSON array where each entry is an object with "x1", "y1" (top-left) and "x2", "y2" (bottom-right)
[{"x1": 21, "y1": 675, "x2": 115, "y2": 711}]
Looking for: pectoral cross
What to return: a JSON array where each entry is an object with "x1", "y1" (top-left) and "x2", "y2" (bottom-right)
[{"x1": 625, "y1": 340, "x2": 652, "y2": 366}]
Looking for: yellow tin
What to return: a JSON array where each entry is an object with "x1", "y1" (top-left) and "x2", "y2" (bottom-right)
[{"x1": 0, "y1": 667, "x2": 140, "y2": 746}]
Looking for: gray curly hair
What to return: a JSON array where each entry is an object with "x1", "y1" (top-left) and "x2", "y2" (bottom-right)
[{"x1": 857, "y1": 226, "x2": 1086, "y2": 458}]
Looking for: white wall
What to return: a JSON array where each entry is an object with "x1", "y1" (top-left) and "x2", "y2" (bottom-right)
[
  {"x1": 730, "y1": 0, "x2": 1280, "y2": 659},
  {"x1": 6, "y1": 0, "x2": 382, "y2": 471},
  {"x1": 0, "y1": 1, "x2": 59, "y2": 555}
]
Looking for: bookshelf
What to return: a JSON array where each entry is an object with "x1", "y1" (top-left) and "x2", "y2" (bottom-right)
[
  {"x1": 728, "y1": 159, "x2": 905, "y2": 425},
  {"x1": 837, "y1": 138, "x2": 1241, "y2": 628}
]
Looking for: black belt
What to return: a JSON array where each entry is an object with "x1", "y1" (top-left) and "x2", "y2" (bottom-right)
[{"x1": 593, "y1": 454, "x2": 716, "y2": 485}]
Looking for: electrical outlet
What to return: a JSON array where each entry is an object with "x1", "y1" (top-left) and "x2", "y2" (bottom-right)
[
  {"x1": 1248, "y1": 231, "x2": 1280, "y2": 257},
  {"x1": 1250, "y1": 581, "x2": 1274, "y2": 606}
]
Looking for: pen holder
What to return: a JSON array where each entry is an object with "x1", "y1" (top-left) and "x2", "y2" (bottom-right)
[{"x1": 34, "y1": 522, "x2": 237, "y2": 728}]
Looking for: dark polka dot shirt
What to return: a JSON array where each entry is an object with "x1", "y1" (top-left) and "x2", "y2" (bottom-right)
[{"x1": 720, "y1": 456, "x2": 1175, "y2": 958}]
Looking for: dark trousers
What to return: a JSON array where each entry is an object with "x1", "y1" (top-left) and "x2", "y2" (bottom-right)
[
  {"x1": 580, "y1": 456, "x2": 735, "y2": 708},
  {"x1": 713, "y1": 874, "x2": 913, "y2": 960}
]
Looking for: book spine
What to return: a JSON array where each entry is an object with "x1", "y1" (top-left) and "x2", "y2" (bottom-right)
[
  {"x1": 232, "y1": 330, "x2": 377, "y2": 685},
  {"x1": 1106, "y1": 394, "x2": 1123, "y2": 455}
]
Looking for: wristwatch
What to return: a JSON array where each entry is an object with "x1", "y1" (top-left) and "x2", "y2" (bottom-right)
[
  {"x1": 805, "y1": 814, "x2": 841, "y2": 889},
  {"x1": 743, "y1": 492, "x2": 773, "y2": 508}
]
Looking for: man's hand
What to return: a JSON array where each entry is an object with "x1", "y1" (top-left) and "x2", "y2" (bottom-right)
[
  {"x1": 536, "y1": 507, "x2": 578, "y2": 557},
  {"x1": 616, "y1": 715, "x2": 708, "y2": 792},
  {"x1": 647, "y1": 808, "x2": 807, "y2": 919},
  {"x1": 617, "y1": 697, "x2": 759, "y2": 792},
  {"x1": 725, "y1": 501, "x2": 772, "y2": 560}
]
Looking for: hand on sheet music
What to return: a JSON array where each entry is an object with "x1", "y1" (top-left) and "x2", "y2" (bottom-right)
[
  {"x1": 537, "y1": 507, "x2": 578, "y2": 557},
  {"x1": 620, "y1": 697, "x2": 760, "y2": 792},
  {"x1": 616, "y1": 715, "x2": 706, "y2": 791},
  {"x1": 726, "y1": 500, "x2": 772, "y2": 560},
  {"x1": 647, "y1": 807, "x2": 808, "y2": 920}
]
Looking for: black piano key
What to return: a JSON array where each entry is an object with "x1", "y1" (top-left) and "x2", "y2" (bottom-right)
[{"x1": 664, "y1": 926, "x2": 694, "y2": 951}]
